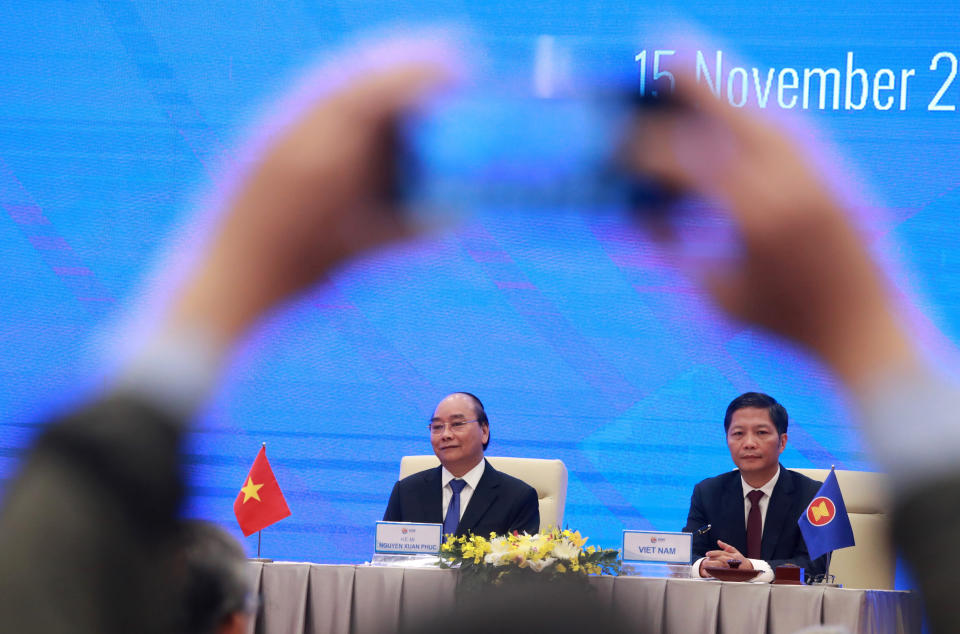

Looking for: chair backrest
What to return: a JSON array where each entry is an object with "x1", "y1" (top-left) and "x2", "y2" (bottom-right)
[
  {"x1": 791, "y1": 468, "x2": 893, "y2": 590},
  {"x1": 398, "y1": 456, "x2": 568, "y2": 533}
]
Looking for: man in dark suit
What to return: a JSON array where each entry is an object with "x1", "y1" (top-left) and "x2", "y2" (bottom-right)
[
  {"x1": 383, "y1": 392, "x2": 540, "y2": 536},
  {"x1": 683, "y1": 392, "x2": 826, "y2": 581}
]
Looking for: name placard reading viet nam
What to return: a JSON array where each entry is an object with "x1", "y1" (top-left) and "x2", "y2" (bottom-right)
[
  {"x1": 622, "y1": 530, "x2": 692, "y2": 564},
  {"x1": 375, "y1": 522, "x2": 443, "y2": 555}
]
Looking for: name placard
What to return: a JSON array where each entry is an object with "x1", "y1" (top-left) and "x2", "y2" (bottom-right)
[
  {"x1": 375, "y1": 522, "x2": 443, "y2": 555},
  {"x1": 622, "y1": 530, "x2": 692, "y2": 564}
]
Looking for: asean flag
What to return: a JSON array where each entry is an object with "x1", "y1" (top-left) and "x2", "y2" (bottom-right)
[
  {"x1": 234, "y1": 446, "x2": 291, "y2": 537},
  {"x1": 797, "y1": 467, "x2": 855, "y2": 560}
]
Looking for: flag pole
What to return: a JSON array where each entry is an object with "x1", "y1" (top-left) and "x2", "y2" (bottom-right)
[
  {"x1": 238, "y1": 440, "x2": 286, "y2": 563},
  {"x1": 823, "y1": 464, "x2": 836, "y2": 582},
  {"x1": 258, "y1": 442, "x2": 266, "y2": 560}
]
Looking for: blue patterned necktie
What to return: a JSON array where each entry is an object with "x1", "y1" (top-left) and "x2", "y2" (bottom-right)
[{"x1": 443, "y1": 479, "x2": 467, "y2": 536}]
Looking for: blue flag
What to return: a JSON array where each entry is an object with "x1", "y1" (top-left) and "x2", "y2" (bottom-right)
[{"x1": 797, "y1": 468, "x2": 855, "y2": 560}]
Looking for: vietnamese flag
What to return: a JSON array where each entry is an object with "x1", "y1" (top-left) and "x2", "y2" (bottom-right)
[{"x1": 234, "y1": 446, "x2": 291, "y2": 536}]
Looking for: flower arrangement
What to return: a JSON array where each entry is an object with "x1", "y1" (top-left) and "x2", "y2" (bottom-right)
[{"x1": 439, "y1": 528, "x2": 620, "y2": 590}]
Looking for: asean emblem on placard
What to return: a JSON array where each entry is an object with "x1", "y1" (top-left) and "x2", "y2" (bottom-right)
[{"x1": 806, "y1": 496, "x2": 836, "y2": 527}]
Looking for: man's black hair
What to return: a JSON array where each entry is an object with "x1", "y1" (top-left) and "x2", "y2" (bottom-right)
[
  {"x1": 723, "y1": 392, "x2": 788, "y2": 435},
  {"x1": 176, "y1": 521, "x2": 253, "y2": 634}
]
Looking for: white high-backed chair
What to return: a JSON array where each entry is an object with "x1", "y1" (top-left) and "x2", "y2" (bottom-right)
[
  {"x1": 398, "y1": 456, "x2": 568, "y2": 533},
  {"x1": 792, "y1": 468, "x2": 894, "y2": 589}
]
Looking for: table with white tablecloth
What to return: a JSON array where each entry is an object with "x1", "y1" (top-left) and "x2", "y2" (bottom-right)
[{"x1": 248, "y1": 562, "x2": 921, "y2": 634}]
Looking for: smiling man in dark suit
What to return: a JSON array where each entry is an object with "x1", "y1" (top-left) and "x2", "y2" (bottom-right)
[
  {"x1": 383, "y1": 392, "x2": 539, "y2": 537},
  {"x1": 683, "y1": 392, "x2": 827, "y2": 582}
]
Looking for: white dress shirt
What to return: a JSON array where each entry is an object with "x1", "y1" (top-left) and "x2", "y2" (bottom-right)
[
  {"x1": 691, "y1": 466, "x2": 781, "y2": 582},
  {"x1": 441, "y1": 459, "x2": 485, "y2": 521}
]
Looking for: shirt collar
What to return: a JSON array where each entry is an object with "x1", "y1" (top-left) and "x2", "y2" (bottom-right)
[
  {"x1": 740, "y1": 465, "x2": 780, "y2": 499},
  {"x1": 441, "y1": 458, "x2": 486, "y2": 490}
]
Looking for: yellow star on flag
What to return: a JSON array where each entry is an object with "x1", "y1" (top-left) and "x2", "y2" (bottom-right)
[{"x1": 240, "y1": 477, "x2": 264, "y2": 503}]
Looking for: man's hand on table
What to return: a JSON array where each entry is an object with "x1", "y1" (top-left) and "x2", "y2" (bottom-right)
[{"x1": 700, "y1": 540, "x2": 753, "y2": 577}]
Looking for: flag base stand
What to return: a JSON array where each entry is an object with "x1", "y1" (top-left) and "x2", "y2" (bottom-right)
[{"x1": 248, "y1": 557, "x2": 274, "y2": 563}]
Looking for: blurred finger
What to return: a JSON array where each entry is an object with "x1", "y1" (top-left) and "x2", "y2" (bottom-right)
[
  {"x1": 335, "y1": 63, "x2": 454, "y2": 125},
  {"x1": 700, "y1": 264, "x2": 750, "y2": 324},
  {"x1": 667, "y1": 68, "x2": 766, "y2": 148}
]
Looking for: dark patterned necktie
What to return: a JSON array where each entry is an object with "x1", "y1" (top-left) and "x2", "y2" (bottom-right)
[
  {"x1": 443, "y1": 479, "x2": 467, "y2": 536},
  {"x1": 746, "y1": 489, "x2": 765, "y2": 559}
]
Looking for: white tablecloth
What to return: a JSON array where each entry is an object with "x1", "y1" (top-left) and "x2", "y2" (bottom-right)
[{"x1": 247, "y1": 562, "x2": 921, "y2": 634}]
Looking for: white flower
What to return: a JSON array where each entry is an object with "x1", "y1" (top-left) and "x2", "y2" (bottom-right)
[
  {"x1": 551, "y1": 539, "x2": 580, "y2": 561},
  {"x1": 484, "y1": 536, "x2": 512, "y2": 566},
  {"x1": 490, "y1": 536, "x2": 510, "y2": 552},
  {"x1": 526, "y1": 556, "x2": 557, "y2": 572}
]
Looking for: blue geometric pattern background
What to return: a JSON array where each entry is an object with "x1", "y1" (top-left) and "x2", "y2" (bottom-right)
[{"x1": 2, "y1": 2, "x2": 958, "y2": 573}]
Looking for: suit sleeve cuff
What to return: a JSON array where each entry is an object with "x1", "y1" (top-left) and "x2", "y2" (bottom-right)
[
  {"x1": 748, "y1": 558, "x2": 774, "y2": 582},
  {"x1": 691, "y1": 558, "x2": 705, "y2": 578}
]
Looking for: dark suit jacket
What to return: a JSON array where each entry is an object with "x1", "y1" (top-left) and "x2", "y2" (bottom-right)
[
  {"x1": 383, "y1": 459, "x2": 540, "y2": 536},
  {"x1": 683, "y1": 466, "x2": 827, "y2": 578}
]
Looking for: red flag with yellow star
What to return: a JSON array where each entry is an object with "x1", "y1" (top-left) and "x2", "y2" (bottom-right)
[{"x1": 234, "y1": 446, "x2": 291, "y2": 536}]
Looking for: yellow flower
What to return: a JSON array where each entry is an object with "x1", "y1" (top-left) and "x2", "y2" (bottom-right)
[
  {"x1": 527, "y1": 535, "x2": 551, "y2": 560},
  {"x1": 443, "y1": 528, "x2": 615, "y2": 580},
  {"x1": 568, "y1": 531, "x2": 586, "y2": 548},
  {"x1": 459, "y1": 535, "x2": 491, "y2": 563}
]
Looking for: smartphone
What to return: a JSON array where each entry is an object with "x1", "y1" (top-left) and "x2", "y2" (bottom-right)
[{"x1": 397, "y1": 90, "x2": 648, "y2": 217}]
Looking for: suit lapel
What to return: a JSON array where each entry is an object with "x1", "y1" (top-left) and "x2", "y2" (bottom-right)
[
  {"x1": 458, "y1": 460, "x2": 500, "y2": 532},
  {"x1": 423, "y1": 466, "x2": 444, "y2": 523},
  {"x1": 721, "y1": 473, "x2": 748, "y2": 554},
  {"x1": 762, "y1": 466, "x2": 793, "y2": 560}
]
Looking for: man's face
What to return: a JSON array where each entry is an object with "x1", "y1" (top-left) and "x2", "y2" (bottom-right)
[
  {"x1": 430, "y1": 394, "x2": 489, "y2": 475},
  {"x1": 726, "y1": 407, "x2": 786, "y2": 480}
]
